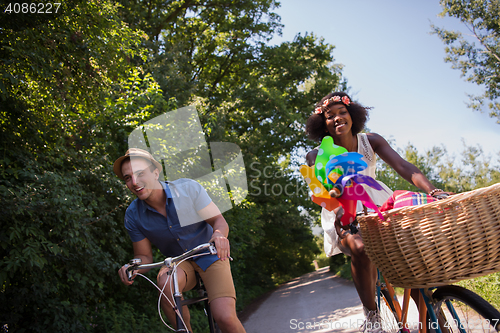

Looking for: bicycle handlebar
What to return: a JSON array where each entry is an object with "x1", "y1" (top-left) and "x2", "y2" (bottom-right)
[{"x1": 126, "y1": 242, "x2": 217, "y2": 281}]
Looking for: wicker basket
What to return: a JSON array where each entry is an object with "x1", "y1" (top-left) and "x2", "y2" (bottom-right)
[{"x1": 358, "y1": 183, "x2": 500, "y2": 289}]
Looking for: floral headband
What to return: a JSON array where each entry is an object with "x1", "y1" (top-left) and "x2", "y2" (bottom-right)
[{"x1": 314, "y1": 95, "x2": 351, "y2": 114}]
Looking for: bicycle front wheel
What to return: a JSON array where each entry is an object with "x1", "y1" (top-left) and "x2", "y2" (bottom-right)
[
  {"x1": 432, "y1": 285, "x2": 500, "y2": 333},
  {"x1": 377, "y1": 289, "x2": 401, "y2": 333}
]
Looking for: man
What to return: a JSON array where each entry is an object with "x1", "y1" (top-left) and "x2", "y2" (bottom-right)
[{"x1": 115, "y1": 148, "x2": 246, "y2": 333}]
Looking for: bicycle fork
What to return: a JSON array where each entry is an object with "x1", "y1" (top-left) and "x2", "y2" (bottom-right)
[
  {"x1": 170, "y1": 269, "x2": 188, "y2": 333},
  {"x1": 377, "y1": 271, "x2": 412, "y2": 333}
]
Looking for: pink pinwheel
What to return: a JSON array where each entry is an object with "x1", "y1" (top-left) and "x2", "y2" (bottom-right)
[{"x1": 300, "y1": 136, "x2": 388, "y2": 226}]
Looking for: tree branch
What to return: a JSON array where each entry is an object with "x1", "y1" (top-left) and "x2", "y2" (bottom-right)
[
  {"x1": 152, "y1": 0, "x2": 198, "y2": 40},
  {"x1": 472, "y1": 25, "x2": 500, "y2": 64}
]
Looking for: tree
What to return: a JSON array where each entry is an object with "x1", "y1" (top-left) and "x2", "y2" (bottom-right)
[
  {"x1": 432, "y1": 0, "x2": 500, "y2": 123},
  {"x1": 0, "y1": 1, "x2": 170, "y2": 331},
  {"x1": 375, "y1": 139, "x2": 500, "y2": 194},
  {"x1": 1, "y1": 0, "x2": 346, "y2": 330},
  {"x1": 117, "y1": 0, "x2": 283, "y2": 106},
  {"x1": 376, "y1": 141, "x2": 448, "y2": 192}
]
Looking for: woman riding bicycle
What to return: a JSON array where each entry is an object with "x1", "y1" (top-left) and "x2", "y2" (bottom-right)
[{"x1": 305, "y1": 91, "x2": 451, "y2": 333}]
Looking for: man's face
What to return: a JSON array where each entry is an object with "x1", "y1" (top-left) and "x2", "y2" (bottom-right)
[{"x1": 121, "y1": 157, "x2": 159, "y2": 201}]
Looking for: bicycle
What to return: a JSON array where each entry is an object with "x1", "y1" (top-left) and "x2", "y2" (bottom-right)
[
  {"x1": 301, "y1": 141, "x2": 500, "y2": 332},
  {"x1": 339, "y1": 183, "x2": 500, "y2": 333},
  {"x1": 375, "y1": 271, "x2": 500, "y2": 333},
  {"x1": 125, "y1": 242, "x2": 222, "y2": 333}
]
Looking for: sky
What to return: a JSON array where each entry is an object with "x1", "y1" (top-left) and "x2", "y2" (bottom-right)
[{"x1": 270, "y1": 0, "x2": 500, "y2": 163}]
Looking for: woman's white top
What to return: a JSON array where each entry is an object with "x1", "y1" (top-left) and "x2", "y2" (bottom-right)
[{"x1": 321, "y1": 133, "x2": 393, "y2": 256}]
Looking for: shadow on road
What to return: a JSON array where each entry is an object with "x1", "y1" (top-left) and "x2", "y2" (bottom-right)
[{"x1": 242, "y1": 266, "x2": 365, "y2": 333}]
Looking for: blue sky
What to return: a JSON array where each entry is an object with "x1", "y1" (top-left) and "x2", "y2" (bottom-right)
[{"x1": 271, "y1": 0, "x2": 500, "y2": 163}]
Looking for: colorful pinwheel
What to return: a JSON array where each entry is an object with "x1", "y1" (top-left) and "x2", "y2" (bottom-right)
[{"x1": 300, "y1": 136, "x2": 386, "y2": 226}]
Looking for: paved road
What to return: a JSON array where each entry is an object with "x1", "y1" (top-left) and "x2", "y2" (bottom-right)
[
  {"x1": 242, "y1": 266, "x2": 420, "y2": 333},
  {"x1": 242, "y1": 267, "x2": 365, "y2": 333}
]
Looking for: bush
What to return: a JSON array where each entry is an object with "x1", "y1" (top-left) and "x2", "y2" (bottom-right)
[{"x1": 329, "y1": 254, "x2": 352, "y2": 280}]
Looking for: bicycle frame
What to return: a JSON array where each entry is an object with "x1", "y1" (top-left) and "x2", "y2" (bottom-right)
[
  {"x1": 378, "y1": 272, "x2": 470, "y2": 333},
  {"x1": 126, "y1": 242, "x2": 218, "y2": 332}
]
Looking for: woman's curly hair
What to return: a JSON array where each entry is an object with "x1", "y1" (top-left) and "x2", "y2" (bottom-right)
[{"x1": 305, "y1": 92, "x2": 370, "y2": 142}]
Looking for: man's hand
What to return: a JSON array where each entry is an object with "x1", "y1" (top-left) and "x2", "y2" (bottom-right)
[
  {"x1": 210, "y1": 230, "x2": 230, "y2": 261},
  {"x1": 118, "y1": 264, "x2": 135, "y2": 286}
]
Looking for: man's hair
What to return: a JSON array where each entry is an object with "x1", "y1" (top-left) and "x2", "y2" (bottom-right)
[{"x1": 305, "y1": 92, "x2": 370, "y2": 142}]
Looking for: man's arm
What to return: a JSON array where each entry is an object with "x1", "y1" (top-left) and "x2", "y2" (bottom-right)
[
  {"x1": 118, "y1": 237, "x2": 153, "y2": 285},
  {"x1": 199, "y1": 202, "x2": 230, "y2": 261}
]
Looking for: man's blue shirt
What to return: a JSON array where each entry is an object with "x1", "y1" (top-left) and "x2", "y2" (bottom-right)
[{"x1": 124, "y1": 179, "x2": 218, "y2": 271}]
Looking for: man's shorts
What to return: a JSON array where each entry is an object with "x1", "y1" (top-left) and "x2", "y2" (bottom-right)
[{"x1": 178, "y1": 259, "x2": 236, "y2": 303}]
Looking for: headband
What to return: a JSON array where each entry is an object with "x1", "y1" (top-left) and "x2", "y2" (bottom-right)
[{"x1": 314, "y1": 95, "x2": 351, "y2": 114}]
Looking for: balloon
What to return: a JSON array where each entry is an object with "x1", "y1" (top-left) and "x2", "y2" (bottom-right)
[
  {"x1": 299, "y1": 165, "x2": 331, "y2": 199},
  {"x1": 314, "y1": 136, "x2": 347, "y2": 190},
  {"x1": 300, "y1": 136, "x2": 386, "y2": 226}
]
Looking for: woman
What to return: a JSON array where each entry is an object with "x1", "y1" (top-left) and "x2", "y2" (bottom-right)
[{"x1": 305, "y1": 92, "x2": 448, "y2": 333}]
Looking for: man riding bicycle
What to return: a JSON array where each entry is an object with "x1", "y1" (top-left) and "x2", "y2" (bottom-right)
[{"x1": 115, "y1": 148, "x2": 246, "y2": 333}]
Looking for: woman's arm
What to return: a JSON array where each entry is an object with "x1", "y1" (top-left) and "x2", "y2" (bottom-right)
[{"x1": 366, "y1": 133, "x2": 439, "y2": 194}]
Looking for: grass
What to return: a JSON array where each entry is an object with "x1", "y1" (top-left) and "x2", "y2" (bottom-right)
[
  {"x1": 384, "y1": 274, "x2": 500, "y2": 314},
  {"x1": 456, "y1": 272, "x2": 500, "y2": 310},
  {"x1": 313, "y1": 251, "x2": 331, "y2": 269},
  {"x1": 312, "y1": 235, "x2": 352, "y2": 280},
  {"x1": 325, "y1": 253, "x2": 352, "y2": 280}
]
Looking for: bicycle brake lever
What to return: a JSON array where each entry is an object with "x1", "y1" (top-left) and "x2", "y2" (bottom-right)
[
  {"x1": 126, "y1": 258, "x2": 142, "y2": 281},
  {"x1": 209, "y1": 243, "x2": 217, "y2": 255},
  {"x1": 129, "y1": 258, "x2": 142, "y2": 266},
  {"x1": 209, "y1": 242, "x2": 233, "y2": 261}
]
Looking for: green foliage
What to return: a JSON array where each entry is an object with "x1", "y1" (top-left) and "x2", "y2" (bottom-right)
[
  {"x1": 435, "y1": 142, "x2": 500, "y2": 192},
  {"x1": 329, "y1": 254, "x2": 352, "y2": 280},
  {"x1": 432, "y1": 0, "x2": 500, "y2": 122},
  {"x1": 0, "y1": 0, "x2": 173, "y2": 330},
  {"x1": 116, "y1": 0, "x2": 282, "y2": 106},
  {"x1": 1, "y1": 0, "x2": 336, "y2": 330},
  {"x1": 0, "y1": 70, "x2": 177, "y2": 331},
  {"x1": 457, "y1": 272, "x2": 500, "y2": 310},
  {"x1": 0, "y1": 0, "x2": 147, "y2": 109},
  {"x1": 375, "y1": 139, "x2": 500, "y2": 193},
  {"x1": 3, "y1": 0, "x2": 498, "y2": 330},
  {"x1": 88, "y1": 298, "x2": 172, "y2": 333}
]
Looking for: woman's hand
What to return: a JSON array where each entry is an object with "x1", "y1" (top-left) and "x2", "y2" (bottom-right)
[
  {"x1": 210, "y1": 230, "x2": 230, "y2": 261},
  {"x1": 334, "y1": 206, "x2": 350, "y2": 240},
  {"x1": 430, "y1": 190, "x2": 455, "y2": 200}
]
